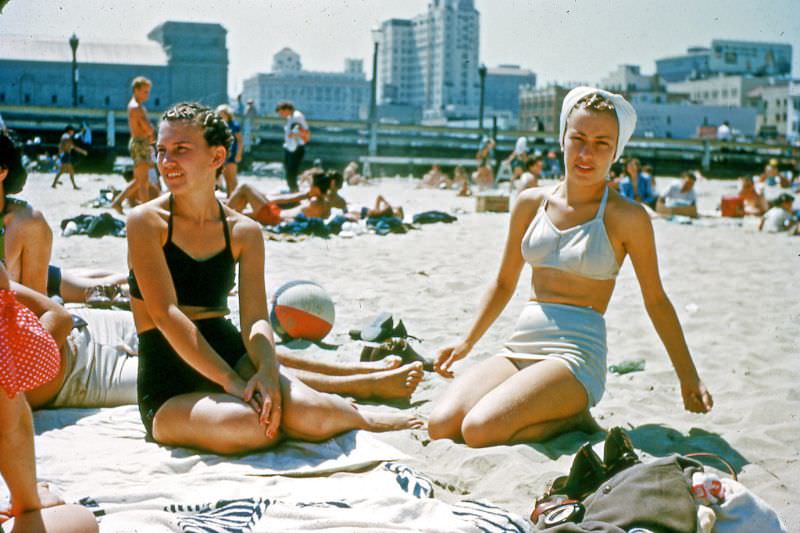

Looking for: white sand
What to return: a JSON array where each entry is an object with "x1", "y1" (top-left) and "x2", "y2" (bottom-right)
[{"x1": 27, "y1": 171, "x2": 799, "y2": 529}]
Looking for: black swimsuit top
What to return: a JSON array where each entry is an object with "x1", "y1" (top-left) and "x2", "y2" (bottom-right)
[{"x1": 128, "y1": 195, "x2": 235, "y2": 308}]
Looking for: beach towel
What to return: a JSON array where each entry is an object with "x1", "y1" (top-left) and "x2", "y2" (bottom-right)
[
  {"x1": 412, "y1": 210, "x2": 458, "y2": 224},
  {"x1": 18, "y1": 406, "x2": 530, "y2": 532}
]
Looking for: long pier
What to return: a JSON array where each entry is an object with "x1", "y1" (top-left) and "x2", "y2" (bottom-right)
[{"x1": 1, "y1": 104, "x2": 791, "y2": 178}]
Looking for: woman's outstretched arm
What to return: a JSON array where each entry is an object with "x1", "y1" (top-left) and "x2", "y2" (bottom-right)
[{"x1": 623, "y1": 205, "x2": 713, "y2": 413}]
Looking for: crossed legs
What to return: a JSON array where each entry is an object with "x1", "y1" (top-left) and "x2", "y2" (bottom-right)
[{"x1": 428, "y1": 356, "x2": 601, "y2": 447}]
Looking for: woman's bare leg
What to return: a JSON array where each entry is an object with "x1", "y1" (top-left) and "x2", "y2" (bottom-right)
[
  {"x1": 277, "y1": 351, "x2": 402, "y2": 375},
  {"x1": 284, "y1": 362, "x2": 423, "y2": 400},
  {"x1": 151, "y1": 372, "x2": 423, "y2": 454},
  {"x1": 227, "y1": 183, "x2": 267, "y2": 213},
  {"x1": 59, "y1": 269, "x2": 128, "y2": 303},
  {"x1": 222, "y1": 163, "x2": 239, "y2": 198},
  {"x1": 459, "y1": 359, "x2": 601, "y2": 447},
  {"x1": 428, "y1": 356, "x2": 518, "y2": 441}
]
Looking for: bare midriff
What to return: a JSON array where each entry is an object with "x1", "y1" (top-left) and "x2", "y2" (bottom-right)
[
  {"x1": 529, "y1": 267, "x2": 616, "y2": 314},
  {"x1": 131, "y1": 297, "x2": 230, "y2": 334}
]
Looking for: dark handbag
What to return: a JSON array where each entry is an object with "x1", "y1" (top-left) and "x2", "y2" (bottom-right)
[{"x1": 533, "y1": 427, "x2": 704, "y2": 533}]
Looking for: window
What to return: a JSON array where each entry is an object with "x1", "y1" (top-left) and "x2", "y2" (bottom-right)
[
  {"x1": 79, "y1": 95, "x2": 84, "y2": 104},
  {"x1": 104, "y1": 96, "x2": 110, "y2": 105},
  {"x1": 24, "y1": 93, "x2": 31, "y2": 103},
  {"x1": 52, "y1": 94, "x2": 58, "y2": 103},
  {"x1": 0, "y1": 93, "x2": 4, "y2": 102}
]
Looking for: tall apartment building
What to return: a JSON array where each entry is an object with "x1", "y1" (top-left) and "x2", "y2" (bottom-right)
[
  {"x1": 485, "y1": 65, "x2": 536, "y2": 125},
  {"x1": 378, "y1": 0, "x2": 480, "y2": 122},
  {"x1": 656, "y1": 39, "x2": 792, "y2": 82},
  {"x1": 242, "y1": 49, "x2": 369, "y2": 121}
]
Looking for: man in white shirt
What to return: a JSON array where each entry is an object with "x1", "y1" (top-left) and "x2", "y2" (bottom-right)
[
  {"x1": 276, "y1": 100, "x2": 309, "y2": 192},
  {"x1": 716, "y1": 121, "x2": 732, "y2": 141}
]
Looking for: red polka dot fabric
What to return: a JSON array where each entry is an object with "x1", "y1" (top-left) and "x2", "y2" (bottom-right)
[{"x1": 0, "y1": 289, "x2": 60, "y2": 398}]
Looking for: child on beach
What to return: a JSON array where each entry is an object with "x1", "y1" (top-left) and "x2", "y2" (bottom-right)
[
  {"x1": 428, "y1": 87, "x2": 713, "y2": 448},
  {"x1": 759, "y1": 193, "x2": 798, "y2": 234},
  {"x1": 51, "y1": 125, "x2": 87, "y2": 190},
  {"x1": 126, "y1": 102, "x2": 422, "y2": 454}
]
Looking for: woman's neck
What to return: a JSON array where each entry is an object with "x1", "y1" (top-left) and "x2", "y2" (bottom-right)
[
  {"x1": 171, "y1": 190, "x2": 220, "y2": 223},
  {"x1": 561, "y1": 178, "x2": 605, "y2": 206}
]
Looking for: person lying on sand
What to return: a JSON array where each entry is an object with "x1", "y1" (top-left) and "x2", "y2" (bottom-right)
[
  {"x1": 428, "y1": 87, "x2": 713, "y2": 448},
  {"x1": 127, "y1": 103, "x2": 422, "y2": 454},
  {"x1": 348, "y1": 194, "x2": 404, "y2": 221},
  {"x1": 226, "y1": 170, "x2": 335, "y2": 226},
  {"x1": 12, "y1": 280, "x2": 424, "y2": 411}
]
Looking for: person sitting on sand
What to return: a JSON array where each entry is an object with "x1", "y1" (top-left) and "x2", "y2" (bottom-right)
[
  {"x1": 428, "y1": 87, "x2": 713, "y2": 448},
  {"x1": 51, "y1": 125, "x2": 87, "y2": 190},
  {"x1": 656, "y1": 171, "x2": 698, "y2": 218},
  {"x1": 227, "y1": 170, "x2": 334, "y2": 226},
  {"x1": 0, "y1": 263, "x2": 99, "y2": 532},
  {"x1": 618, "y1": 157, "x2": 658, "y2": 209},
  {"x1": 343, "y1": 161, "x2": 366, "y2": 185},
  {"x1": 516, "y1": 156, "x2": 543, "y2": 195},
  {"x1": 326, "y1": 170, "x2": 348, "y2": 211},
  {"x1": 126, "y1": 102, "x2": 422, "y2": 454},
  {"x1": 474, "y1": 137, "x2": 496, "y2": 190},
  {"x1": 453, "y1": 165, "x2": 472, "y2": 197},
  {"x1": 419, "y1": 164, "x2": 451, "y2": 189},
  {"x1": 737, "y1": 175, "x2": 767, "y2": 216},
  {"x1": 759, "y1": 193, "x2": 798, "y2": 234}
]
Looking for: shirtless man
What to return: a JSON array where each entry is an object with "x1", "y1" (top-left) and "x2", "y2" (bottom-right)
[
  {"x1": 51, "y1": 125, "x2": 87, "y2": 190},
  {"x1": 111, "y1": 76, "x2": 155, "y2": 213},
  {"x1": 227, "y1": 170, "x2": 334, "y2": 225}
]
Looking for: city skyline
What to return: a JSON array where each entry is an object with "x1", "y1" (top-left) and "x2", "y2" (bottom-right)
[{"x1": 2, "y1": 0, "x2": 798, "y2": 98}]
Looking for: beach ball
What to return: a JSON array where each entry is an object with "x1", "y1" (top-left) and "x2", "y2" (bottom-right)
[{"x1": 270, "y1": 280, "x2": 335, "y2": 341}]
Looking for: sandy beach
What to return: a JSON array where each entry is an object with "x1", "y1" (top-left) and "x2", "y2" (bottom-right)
[{"x1": 24, "y1": 170, "x2": 800, "y2": 530}]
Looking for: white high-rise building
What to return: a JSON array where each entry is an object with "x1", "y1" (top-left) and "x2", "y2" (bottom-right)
[{"x1": 378, "y1": 0, "x2": 480, "y2": 122}]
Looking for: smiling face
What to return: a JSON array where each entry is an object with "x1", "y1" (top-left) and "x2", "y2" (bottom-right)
[
  {"x1": 563, "y1": 107, "x2": 619, "y2": 185},
  {"x1": 156, "y1": 120, "x2": 225, "y2": 194}
]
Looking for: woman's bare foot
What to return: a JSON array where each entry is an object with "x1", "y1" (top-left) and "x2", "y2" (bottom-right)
[
  {"x1": 360, "y1": 409, "x2": 425, "y2": 432},
  {"x1": 349, "y1": 355, "x2": 403, "y2": 373},
  {"x1": 0, "y1": 482, "x2": 64, "y2": 520},
  {"x1": 363, "y1": 362, "x2": 424, "y2": 399},
  {"x1": 367, "y1": 340, "x2": 433, "y2": 371}
]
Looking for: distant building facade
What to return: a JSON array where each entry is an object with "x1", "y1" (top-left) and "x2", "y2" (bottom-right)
[
  {"x1": 634, "y1": 102, "x2": 757, "y2": 139},
  {"x1": 242, "y1": 49, "x2": 369, "y2": 121},
  {"x1": 667, "y1": 75, "x2": 771, "y2": 107},
  {"x1": 518, "y1": 84, "x2": 572, "y2": 133},
  {"x1": 0, "y1": 22, "x2": 228, "y2": 110},
  {"x1": 599, "y1": 64, "x2": 663, "y2": 94},
  {"x1": 656, "y1": 39, "x2": 792, "y2": 82},
  {"x1": 484, "y1": 65, "x2": 536, "y2": 125},
  {"x1": 378, "y1": 0, "x2": 481, "y2": 122},
  {"x1": 747, "y1": 80, "x2": 800, "y2": 140}
]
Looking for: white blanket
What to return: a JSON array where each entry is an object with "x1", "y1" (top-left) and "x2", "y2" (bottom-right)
[{"x1": 1, "y1": 406, "x2": 530, "y2": 532}]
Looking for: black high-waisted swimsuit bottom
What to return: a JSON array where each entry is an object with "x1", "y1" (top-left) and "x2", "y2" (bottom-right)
[{"x1": 137, "y1": 317, "x2": 246, "y2": 439}]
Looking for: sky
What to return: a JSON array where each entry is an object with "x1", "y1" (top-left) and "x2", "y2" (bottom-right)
[{"x1": 2, "y1": 0, "x2": 798, "y2": 96}]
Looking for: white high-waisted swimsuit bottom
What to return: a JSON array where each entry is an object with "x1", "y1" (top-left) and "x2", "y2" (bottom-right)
[{"x1": 498, "y1": 301, "x2": 606, "y2": 406}]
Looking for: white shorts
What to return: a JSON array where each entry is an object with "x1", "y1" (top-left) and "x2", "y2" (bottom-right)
[{"x1": 50, "y1": 308, "x2": 139, "y2": 408}]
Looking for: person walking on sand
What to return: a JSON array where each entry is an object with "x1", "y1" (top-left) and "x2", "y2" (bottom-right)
[
  {"x1": 111, "y1": 76, "x2": 155, "y2": 213},
  {"x1": 127, "y1": 102, "x2": 421, "y2": 454},
  {"x1": 51, "y1": 125, "x2": 87, "y2": 190},
  {"x1": 276, "y1": 101, "x2": 309, "y2": 192},
  {"x1": 428, "y1": 87, "x2": 713, "y2": 448}
]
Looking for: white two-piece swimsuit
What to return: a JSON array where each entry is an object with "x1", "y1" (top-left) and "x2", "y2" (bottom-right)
[{"x1": 498, "y1": 185, "x2": 619, "y2": 406}]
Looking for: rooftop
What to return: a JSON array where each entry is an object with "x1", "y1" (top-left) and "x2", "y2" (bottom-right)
[{"x1": 0, "y1": 34, "x2": 168, "y2": 66}]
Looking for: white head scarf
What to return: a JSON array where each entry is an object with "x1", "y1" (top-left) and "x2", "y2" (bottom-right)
[{"x1": 559, "y1": 86, "x2": 637, "y2": 162}]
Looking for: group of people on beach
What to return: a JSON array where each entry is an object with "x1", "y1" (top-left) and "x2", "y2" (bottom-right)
[{"x1": 1, "y1": 85, "x2": 717, "y2": 529}]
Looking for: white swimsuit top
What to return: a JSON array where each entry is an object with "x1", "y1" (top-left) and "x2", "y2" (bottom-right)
[{"x1": 521, "y1": 186, "x2": 620, "y2": 281}]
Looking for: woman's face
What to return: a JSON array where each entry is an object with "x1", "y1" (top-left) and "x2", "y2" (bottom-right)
[
  {"x1": 563, "y1": 107, "x2": 618, "y2": 185},
  {"x1": 156, "y1": 121, "x2": 224, "y2": 194}
]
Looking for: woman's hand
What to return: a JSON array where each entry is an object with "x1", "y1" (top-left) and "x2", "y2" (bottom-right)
[
  {"x1": 434, "y1": 341, "x2": 473, "y2": 378},
  {"x1": 244, "y1": 365, "x2": 282, "y2": 440},
  {"x1": 680, "y1": 378, "x2": 713, "y2": 414}
]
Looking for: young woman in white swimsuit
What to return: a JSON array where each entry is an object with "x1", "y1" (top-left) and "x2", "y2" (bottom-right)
[{"x1": 428, "y1": 87, "x2": 713, "y2": 447}]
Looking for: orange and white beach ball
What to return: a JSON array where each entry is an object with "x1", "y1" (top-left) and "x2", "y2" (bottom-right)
[{"x1": 270, "y1": 280, "x2": 335, "y2": 341}]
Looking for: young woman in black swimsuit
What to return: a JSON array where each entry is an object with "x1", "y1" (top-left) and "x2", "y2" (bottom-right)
[{"x1": 127, "y1": 103, "x2": 422, "y2": 454}]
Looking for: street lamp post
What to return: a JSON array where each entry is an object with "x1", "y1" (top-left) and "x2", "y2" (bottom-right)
[
  {"x1": 69, "y1": 33, "x2": 79, "y2": 107},
  {"x1": 478, "y1": 63, "x2": 487, "y2": 131},
  {"x1": 366, "y1": 27, "x2": 382, "y2": 178}
]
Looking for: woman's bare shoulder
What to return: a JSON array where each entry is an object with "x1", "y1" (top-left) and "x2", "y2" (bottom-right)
[
  {"x1": 126, "y1": 197, "x2": 169, "y2": 233},
  {"x1": 223, "y1": 205, "x2": 263, "y2": 246},
  {"x1": 605, "y1": 188, "x2": 652, "y2": 237}
]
